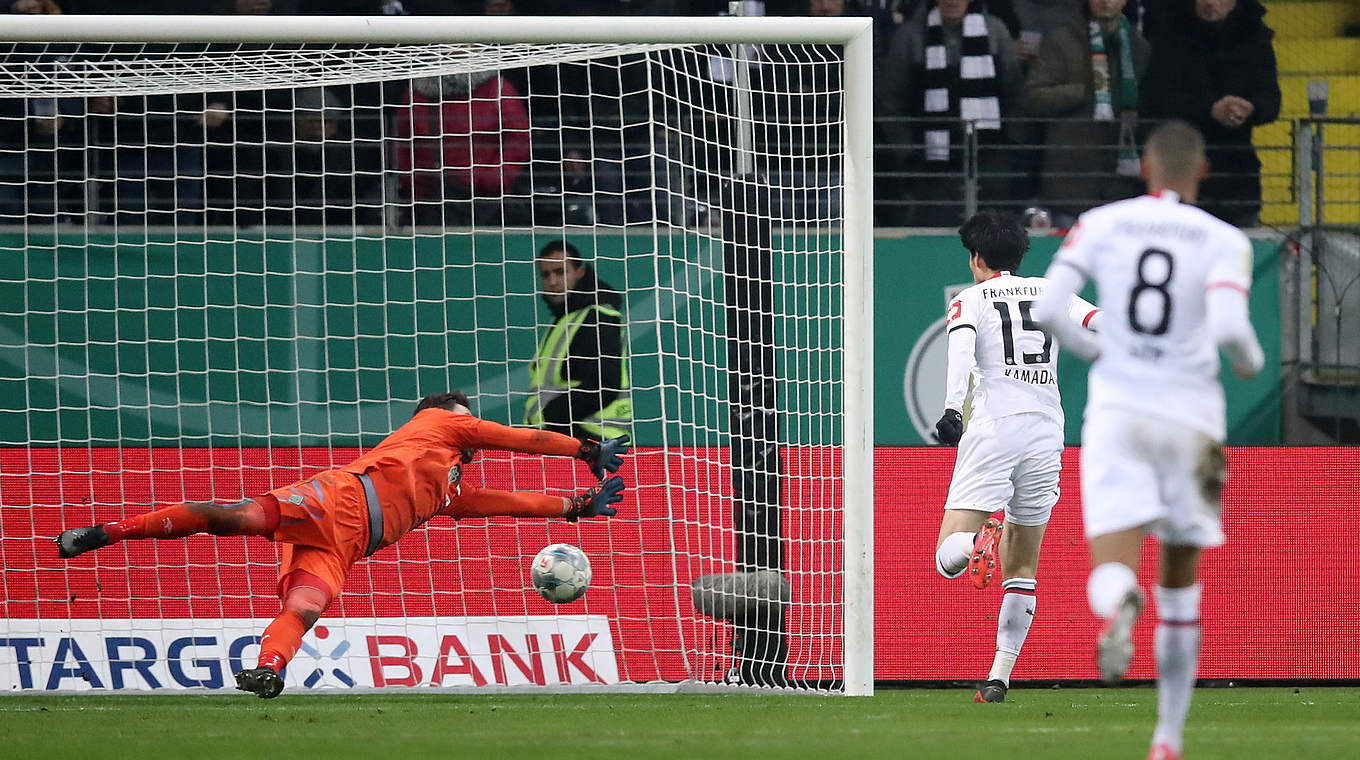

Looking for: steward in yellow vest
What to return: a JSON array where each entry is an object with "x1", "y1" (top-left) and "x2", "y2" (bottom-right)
[{"x1": 524, "y1": 240, "x2": 632, "y2": 441}]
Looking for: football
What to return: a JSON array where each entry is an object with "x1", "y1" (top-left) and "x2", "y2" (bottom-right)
[{"x1": 530, "y1": 543, "x2": 592, "y2": 603}]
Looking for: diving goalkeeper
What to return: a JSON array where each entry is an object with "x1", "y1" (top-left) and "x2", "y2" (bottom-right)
[{"x1": 54, "y1": 390, "x2": 630, "y2": 699}]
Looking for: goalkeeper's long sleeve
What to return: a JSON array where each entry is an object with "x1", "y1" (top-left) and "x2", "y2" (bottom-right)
[
  {"x1": 455, "y1": 417, "x2": 582, "y2": 458},
  {"x1": 440, "y1": 486, "x2": 567, "y2": 519}
]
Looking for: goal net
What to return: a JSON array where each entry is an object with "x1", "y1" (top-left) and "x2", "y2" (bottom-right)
[{"x1": 0, "y1": 16, "x2": 872, "y2": 695}]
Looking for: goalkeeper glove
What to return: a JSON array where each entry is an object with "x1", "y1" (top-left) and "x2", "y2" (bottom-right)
[
  {"x1": 565, "y1": 475, "x2": 625, "y2": 522},
  {"x1": 935, "y1": 409, "x2": 963, "y2": 446},
  {"x1": 578, "y1": 435, "x2": 632, "y2": 479}
]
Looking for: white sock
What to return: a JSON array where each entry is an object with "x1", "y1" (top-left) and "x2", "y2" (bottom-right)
[
  {"x1": 935, "y1": 531, "x2": 974, "y2": 578},
  {"x1": 988, "y1": 578, "x2": 1037, "y2": 684},
  {"x1": 1152, "y1": 584, "x2": 1201, "y2": 754},
  {"x1": 1088, "y1": 562, "x2": 1139, "y2": 619}
]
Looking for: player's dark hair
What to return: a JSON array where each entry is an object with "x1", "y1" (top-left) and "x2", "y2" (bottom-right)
[
  {"x1": 415, "y1": 390, "x2": 472, "y2": 415},
  {"x1": 538, "y1": 239, "x2": 584, "y2": 269},
  {"x1": 1145, "y1": 120, "x2": 1206, "y2": 181},
  {"x1": 959, "y1": 211, "x2": 1029, "y2": 273}
]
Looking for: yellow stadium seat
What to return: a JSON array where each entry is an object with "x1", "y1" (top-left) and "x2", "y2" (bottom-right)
[
  {"x1": 1278, "y1": 76, "x2": 1360, "y2": 117},
  {"x1": 1273, "y1": 38, "x2": 1360, "y2": 74},
  {"x1": 1262, "y1": 2, "x2": 1359, "y2": 39},
  {"x1": 1256, "y1": 0, "x2": 1360, "y2": 222}
]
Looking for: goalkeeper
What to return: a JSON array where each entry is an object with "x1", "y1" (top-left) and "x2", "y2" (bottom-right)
[{"x1": 54, "y1": 390, "x2": 630, "y2": 699}]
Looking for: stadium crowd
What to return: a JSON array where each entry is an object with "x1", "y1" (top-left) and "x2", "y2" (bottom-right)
[{"x1": 0, "y1": 0, "x2": 1281, "y2": 228}]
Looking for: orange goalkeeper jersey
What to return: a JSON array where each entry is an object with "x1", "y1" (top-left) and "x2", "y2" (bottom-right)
[{"x1": 339, "y1": 409, "x2": 581, "y2": 551}]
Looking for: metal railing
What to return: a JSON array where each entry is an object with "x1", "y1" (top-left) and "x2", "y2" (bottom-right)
[
  {"x1": 0, "y1": 112, "x2": 1320, "y2": 230},
  {"x1": 1281, "y1": 226, "x2": 1360, "y2": 442},
  {"x1": 1279, "y1": 118, "x2": 1360, "y2": 442},
  {"x1": 1293, "y1": 116, "x2": 1360, "y2": 228}
]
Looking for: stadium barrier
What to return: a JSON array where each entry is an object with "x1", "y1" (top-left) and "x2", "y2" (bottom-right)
[
  {"x1": 3, "y1": 445, "x2": 1355, "y2": 691},
  {"x1": 0, "y1": 231, "x2": 1284, "y2": 449},
  {"x1": 0, "y1": 113, "x2": 1345, "y2": 230}
]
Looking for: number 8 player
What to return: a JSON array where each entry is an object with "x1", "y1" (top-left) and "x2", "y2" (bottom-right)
[
  {"x1": 1035, "y1": 120, "x2": 1264, "y2": 760},
  {"x1": 931, "y1": 211, "x2": 1101, "y2": 704}
]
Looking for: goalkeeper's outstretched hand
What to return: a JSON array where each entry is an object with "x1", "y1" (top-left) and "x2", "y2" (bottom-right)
[
  {"x1": 565, "y1": 475, "x2": 625, "y2": 522},
  {"x1": 578, "y1": 435, "x2": 632, "y2": 479}
]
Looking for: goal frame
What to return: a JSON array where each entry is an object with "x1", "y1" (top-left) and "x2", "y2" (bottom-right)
[{"x1": 4, "y1": 13, "x2": 875, "y2": 696}]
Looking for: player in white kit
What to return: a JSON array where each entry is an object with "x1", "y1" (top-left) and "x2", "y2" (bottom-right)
[
  {"x1": 1034, "y1": 121, "x2": 1264, "y2": 760},
  {"x1": 931, "y1": 211, "x2": 1101, "y2": 704}
]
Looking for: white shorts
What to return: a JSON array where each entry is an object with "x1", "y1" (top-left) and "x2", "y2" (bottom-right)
[
  {"x1": 1080, "y1": 407, "x2": 1226, "y2": 547},
  {"x1": 943, "y1": 413, "x2": 1063, "y2": 527}
]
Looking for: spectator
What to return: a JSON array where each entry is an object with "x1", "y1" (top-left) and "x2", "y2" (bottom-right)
[
  {"x1": 89, "y1": 90, "x2": 230, "y2": 226},
  {"x1": 1124, "y1": 0, "x2": 1172, "y2": 38},
  {"x1": 532, "y1": 149, "x2": 625, "y2": 227},
  {"x1": 392, "y1": 71, "x2": 531, "y2": 227},
  {"x1": 9, "y1": 92, "x2": 84, "y2": 225},
  {"x1": 622, "y1": 123, "x2": 699, "y2": 227},
  {"x1": 200, "y1": 0, "x2": 301, "y2": 226},
  {"x1": 1006, "y1": 0, "x2": 1083, "y2": 200},
  {"x1": 0, "y1": 98, "x2": 27, "y2": 223},
  {"x1": 751, "y1": 0, "x2": 848, "y2": 221},
  {"x1": 558, "y1": 151, "x2": 603, "y2": 225},
  {"x1": 264, "y1": 88, "x2": 383, "y2": 228},
  {"x1": 76, "y1": 38, "x2": 231, "y2": 227},
  {"x1": 899, "y1": 0, "x2": 1022, "y2": 37},
  {"x1": 1011, "y1": 0, "x2": 1083, "y2": 64},
  {"x1": 857, "y1": 0, "x2": 908, "y2": 55},
  {"x1": 2, "y1": 0, "x2": 67, "y2": 222},
  {"x1": 1141, "y1": 0, "x2": 1279, "y2": 226},
  {"x1": 1025, "y1": 0, "x2": 1148, "y2": 224},
  {"x1": 524, "y1": 240, "x2": 632, "y2": 442},
  {"x1": 879, "y1": 0, "x2": 1023, "y2": 226}
]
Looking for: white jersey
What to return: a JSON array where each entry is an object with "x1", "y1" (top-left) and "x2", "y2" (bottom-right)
[
  {"x1": 1049, "y1": 192, "x2": 1255, "y2": 440},
  {"x1": 945, "y1": 272, "x2": 1099, "y2": 427}
]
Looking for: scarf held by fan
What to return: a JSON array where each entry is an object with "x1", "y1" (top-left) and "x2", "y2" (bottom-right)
[
  {"x1": 1090, "y1": 16, "x2": 1140, "y2": 176},
  {"x1": 922, "y1": 0, "x2": 1001, "y2": 162}
]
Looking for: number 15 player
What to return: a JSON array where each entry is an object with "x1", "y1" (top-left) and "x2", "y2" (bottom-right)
[
  {"x1": 931, "y1": 211, "x2": 1100, "y2": 703},
  {"x1": 1035, "y1": 121, "x2": 1264, "y2": 760}
]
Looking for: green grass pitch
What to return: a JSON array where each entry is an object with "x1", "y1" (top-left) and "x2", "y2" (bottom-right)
[{"x1": 2, "y1": 687, "x2": 1355, "y2": 759}]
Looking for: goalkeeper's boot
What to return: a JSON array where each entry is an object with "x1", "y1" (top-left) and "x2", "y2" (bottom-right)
[
  {"x1": 1097, "y1": 587, "x2": 1145, "y2": 684},
  {"x1": 968, "y1": 517, "x2": 1003, "y2": 589},
  {"x1": 54, "y1": 525, "x2": 110, "y2": 559},
  {"x1": 235, "y1": 667, "x2": 285, "y2": 699},
  {"x1": 972, "y1": 679, "x2": 1008, "y2": 703},
  {"x1": 1146, "y1": 744, "x2": 1181, "y2": 760}
]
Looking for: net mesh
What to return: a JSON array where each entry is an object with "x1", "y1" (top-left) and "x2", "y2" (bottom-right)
[
  {"x1": 0, "y1": 38, "x2": 848, "y2": 692},
  {"x1": 0, "y1": 43, "x2": 675, "y2": 98}
]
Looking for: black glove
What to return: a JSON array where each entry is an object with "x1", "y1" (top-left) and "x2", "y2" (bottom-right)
[
  {"x1": 565, "y1": 475, "x2": 625, "y2": 522},
  {"x1": 577, "y1": 435, "x2": 632, "y2": 479},
  {"x1": 935, "y1": 409, "x2": 963, "y2": 445}
]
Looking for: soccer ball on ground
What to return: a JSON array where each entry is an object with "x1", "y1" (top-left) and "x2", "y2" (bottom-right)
[{"x1": 531, "y1": 543, "x2": 592, "y2": 603}]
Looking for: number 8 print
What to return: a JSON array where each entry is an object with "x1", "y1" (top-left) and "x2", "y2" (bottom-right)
[{"x1": 1129, "y1": 248, "x2": 1174, "y2": 335}]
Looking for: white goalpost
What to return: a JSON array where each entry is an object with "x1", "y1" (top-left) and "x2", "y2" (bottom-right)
[{"x1": 0, "y1": 15, "x2": 873, "y2": 696}]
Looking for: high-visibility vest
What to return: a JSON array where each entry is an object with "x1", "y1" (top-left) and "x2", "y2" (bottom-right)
[{"x1": 524, "y1": 303, "x2": 632, "y2": 440}]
